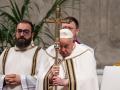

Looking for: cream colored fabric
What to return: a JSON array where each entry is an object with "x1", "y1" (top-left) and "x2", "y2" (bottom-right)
[
  {"x1": 36, "y1": 43, "x2": 99, "y2": 90},
  {"x1": 101, "y1": 66, "x2": 120, "y2": 90},
  {"x1": 0, "y1": 46, "x2": 46, "y2": 90}
]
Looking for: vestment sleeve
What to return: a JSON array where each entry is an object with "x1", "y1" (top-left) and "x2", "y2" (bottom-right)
[
  {"x1": 35, "y1": 47, "x2": 53, "y2": 90},
  {"x1": 21, "y1": 75, "x2": 37, "y2": 90},
  {"x1": 0, "y1": 49, "x2": 7, "y2": 90},
  {"x1": 21, "y1": 48, "x2": 49, "y2": 90}
]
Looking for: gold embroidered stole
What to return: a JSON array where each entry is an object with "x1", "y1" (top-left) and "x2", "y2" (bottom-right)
[
  {"x1": 43, "y1": 66, "x2": 53, "y2": 90},
  {"x1": 2, "y1": 46, "x2": 41, "y2": 75},
  {"x1": 31, "y1": 47, "x2": 41, "y2": 75},
  {"x1": 65, "y1": 59, "x2": 76, "y2": 90},
  {"x1": 43, "y1": 59, "x2": 76, "y2": 90},
  {"x1": 2, "y1": 47, "x2": 10, "y2": 74}
]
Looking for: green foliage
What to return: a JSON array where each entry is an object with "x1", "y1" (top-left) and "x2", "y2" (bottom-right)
[
  {"x1": 0, "y1": 0, "x2": 31, "y2": 48},
  {"x1": 0, "y1": 0, "x2": 67, "y2": 49},
  {"x1": 33, "y1": 0, "x2": 67, "y2": 46}
]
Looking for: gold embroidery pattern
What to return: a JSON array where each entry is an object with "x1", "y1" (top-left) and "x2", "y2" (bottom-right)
[
  {"x1": 2, "y1": 47, "x2": 40, "y2": 75},
  {"x1": 66, "y1": 59, "x2": 76, "y2": 90},
  {"x1": 31, "y1": 47, "x2": 41, "y2": 76},
  {"x1": 2, "y1": 47, "x2": 10, "y2": 74}
]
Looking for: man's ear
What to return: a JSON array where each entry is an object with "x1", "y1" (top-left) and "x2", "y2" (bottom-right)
[
  {"x1": 32, "y1": 32, "x2": 34, "y2": 39},
  {"x1": 31, "y1": 32, "x2": 35, "y2": 46},
  {"x1": 76, "y1": 29, "x2": 80, "y2": 35}
]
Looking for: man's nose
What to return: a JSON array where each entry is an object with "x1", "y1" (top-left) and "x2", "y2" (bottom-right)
[
  {"x1": 20, "y1": 32, "x2": 24, "y2": 36},
  {"x1": 61, "y1": 47, "x2": 66, "y2": 52}
]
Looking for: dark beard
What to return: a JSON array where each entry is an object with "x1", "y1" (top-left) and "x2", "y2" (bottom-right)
[{"x1": 15, "y1": 38, "x2": 31, "y2": 49}]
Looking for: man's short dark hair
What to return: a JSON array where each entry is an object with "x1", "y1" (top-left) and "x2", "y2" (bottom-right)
[
  {"x1": 64, "y1": 16, "x2": 79, "y2": 29},
  {"x1": 16, "y1": 20, "x2": 34, "y2": 32}
]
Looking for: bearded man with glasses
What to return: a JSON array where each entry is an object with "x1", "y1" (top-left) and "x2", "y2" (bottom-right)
[{"x1": 0, "y1": 20, "x2": 48, "y2": 90}]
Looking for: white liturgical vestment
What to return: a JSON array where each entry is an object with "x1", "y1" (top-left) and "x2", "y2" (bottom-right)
[
  {"x1": 0, "y1": 46, "x2": 47, "y2": 90},
  {"x1": 36, "y1": 43, "x2": 99, "y2": 90},
  {"x1": 101, "y1": 66, "x2": 120, "y2": 90}
]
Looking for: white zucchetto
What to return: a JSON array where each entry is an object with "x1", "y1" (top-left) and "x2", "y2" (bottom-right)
[{"x1": 60, "y1": 28, "x2": 73, "y2": 38}]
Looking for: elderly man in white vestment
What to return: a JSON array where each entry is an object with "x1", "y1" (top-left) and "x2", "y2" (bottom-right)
[
  {"x1": 0, "y1": 20, "x2": 47, "y2": 90},
  {"x1": 36, "y1": 29, "x2": 99, "y2": 90}
]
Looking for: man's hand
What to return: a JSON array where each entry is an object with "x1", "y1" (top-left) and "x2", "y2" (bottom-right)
[
  {"x1": 49, "y1": 65, "x2": 59, "y2": 84},
  {"x1": 5, "y1": 74, "x2": 21, "y2": 86},
  {"x1": 49, "y1": 65, "x2": 69, "y2": 87},
  {"x1": 51, "y1": 65, "x2": 60, "y2": 76},
  {"x1": 52, "y1": 76, "x2": 69, "y2": 86}
]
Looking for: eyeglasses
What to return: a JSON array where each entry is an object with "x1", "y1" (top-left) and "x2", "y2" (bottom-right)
[
  {"x1": 62, "y1": 27, "x2": 76, "y2": 30},
  {"x1": 16, "y1": 29, "x2": 31, "y2": 35}
]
